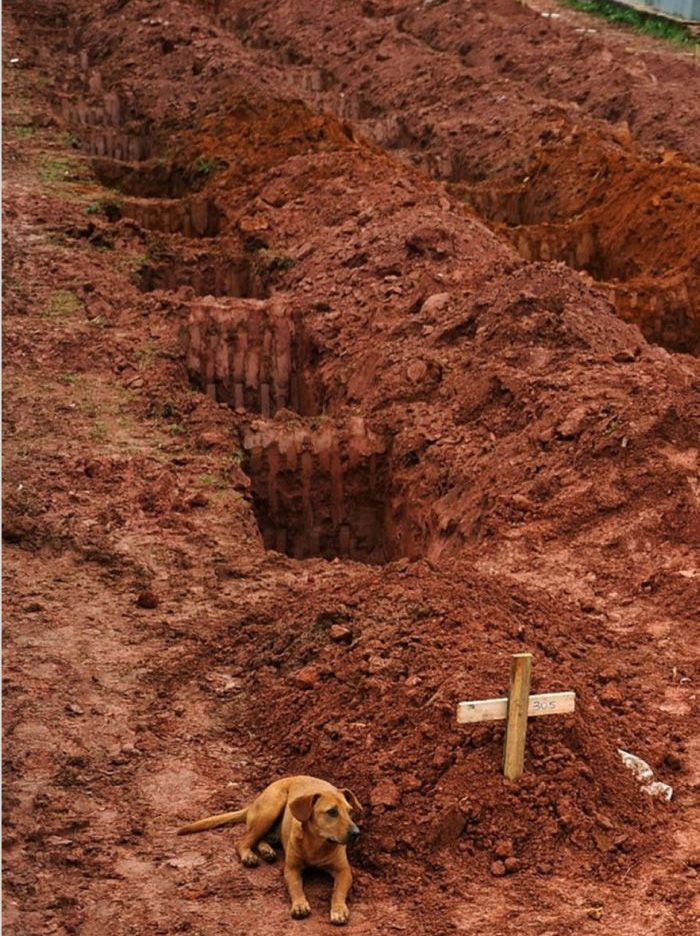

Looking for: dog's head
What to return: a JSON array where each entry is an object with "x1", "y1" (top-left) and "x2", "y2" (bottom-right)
[{"x1": 289, "y1": 788, "x2": 362, "y2": 845}]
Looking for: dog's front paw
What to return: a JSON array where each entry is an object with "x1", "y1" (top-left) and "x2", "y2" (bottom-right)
[
  {"x1": 291, "y1": 898, "x2": 311, "y2": 919},
  {"x1": 257, "y1": 841, "x2": 277, "y2": 863},
  {"x1": 330, "y1": 905, "x2": 349, "y2": 926},
  {"x1": 240, "y1": 849, "x2": 259, "y2": 867}
]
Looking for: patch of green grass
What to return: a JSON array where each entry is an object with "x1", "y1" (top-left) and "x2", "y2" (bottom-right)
[
  {"x1": 91, "y1": 419, "x2": 108, "y2": 441},
  {"x1": 45, "y1": 289, "x2": 82, "y2": 319},
  {"x1": 199, "y1": 473, "x2": 227, "y2": 489},
  {"x1": 562, "y1": 0, "x2": 699, "y2": 45},
  {"x1": 123, "y1": 252, "x2": 151, "y2": 287},
  {"x1": 136, "y1": 341, "x2": 159, "y2": 370},
  {"x1": 60, "y1": 372, "x2": 80, "y2": 385},
  {"x1": 85, "y1": 197, "x2": 122, "y2": 222},
  {"x1": 88, "y1": 314, "x2": 109, "y2": 328},
  {"x1": 256, "y1": 250, "x2": 296, "y2": 276},
  {"x1": 38, "y1": 155, "x2": 82, "y2": 185},
  {"x1": 12, "y1": 125, "x2": 35, "y2": 140},
  {"x1": 194, "y1": 155, "x2": 222, "y2": 178}
]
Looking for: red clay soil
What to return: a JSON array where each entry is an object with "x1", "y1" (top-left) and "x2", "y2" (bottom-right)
[
  {"x1": 3, "y1": 2, "x2": 699, "y2": 936},
  {"x1": 197, "y1": 0, "x2": 700, "y2": 354}
]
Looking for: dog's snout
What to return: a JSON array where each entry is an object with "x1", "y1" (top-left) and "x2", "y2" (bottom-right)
[{"x1": 347, "y1": 824, "x2": 360, "y2": 842}]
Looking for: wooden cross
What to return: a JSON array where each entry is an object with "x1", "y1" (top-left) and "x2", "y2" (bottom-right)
[{"x1": 456, "y1": 653, "x2": 575, "y2": 780}]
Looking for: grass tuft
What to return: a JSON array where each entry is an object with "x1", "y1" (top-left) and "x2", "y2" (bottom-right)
[
  {"x1": 45, "y1": 289, "x2": 82, "y2": 319},
  {"x1": 562, "y1": 0, "x2": 700, "y2": 45}
]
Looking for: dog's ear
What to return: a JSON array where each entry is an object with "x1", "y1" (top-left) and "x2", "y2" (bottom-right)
[
  {"x1": 341, "y1": 788, "x2": 363, "y2": 814},
  {"x1": 289, "y1": 793, "x2": 320, "y2": 823}
]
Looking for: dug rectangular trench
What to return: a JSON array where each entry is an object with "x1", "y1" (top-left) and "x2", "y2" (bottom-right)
[
  {"x1": 185, "y1": 297, "x2": 323, "y2": 416},
  {"x1": 242, "y1": 417, "x2": 393, "y2": 564},
  {"x1": 138, "y1": 251, "x2": 265, "y2": 297},
  {"x1": 185, "y1": 299, "x2": 402, "y2": 564},
  {"x1": 58, "y1": 50, "x2": 415, "y2": 566}
]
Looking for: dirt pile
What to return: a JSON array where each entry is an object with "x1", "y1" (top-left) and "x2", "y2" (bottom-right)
[
  {"x1": 213, "y1": 561, "x2": 673, "y2": 884},
  {"x1": 191, "y1": 0, "x2": 700, "y2": 352}
]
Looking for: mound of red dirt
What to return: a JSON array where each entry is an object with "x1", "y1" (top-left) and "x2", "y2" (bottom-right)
[
  {"x1": 213, "y1": 561, "x2": 672, "y2": 886},
  {"x1": 193, "y1": 0, "x2": 700, "y2": 353}
]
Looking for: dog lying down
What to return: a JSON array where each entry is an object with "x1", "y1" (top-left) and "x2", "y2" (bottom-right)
[{"x1": 178, "y1": 775, "x2": 362, "y2": 925}]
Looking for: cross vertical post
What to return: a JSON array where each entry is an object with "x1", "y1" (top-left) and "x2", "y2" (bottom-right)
[{"x1": 502, "y1": 652, "x2": 533, "y2": 780}]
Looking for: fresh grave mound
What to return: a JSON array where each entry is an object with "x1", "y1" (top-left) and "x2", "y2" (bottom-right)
[{"x1": 215, "y1": 561, "x2": 670, "y2": 890}]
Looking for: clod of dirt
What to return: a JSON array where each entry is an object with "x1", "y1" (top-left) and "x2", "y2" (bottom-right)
[
  {"x1": 328, "y1": 624, "x2": 353, "y2": 644},
  {"x1": 493, "y1": 838, "x2": 514, "y2": 859},
  {"x1": 430, "y1": 806, "x2": 467, "y2": 848},
  {"x1": 370, "y1": 779, "x2": 401, "y2": 809},
  {"x1": 136, "y1": 590, "x2": 159, "y2": 609}
]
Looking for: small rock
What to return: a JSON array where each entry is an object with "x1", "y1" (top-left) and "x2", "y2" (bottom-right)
[
  {"x1": 504, "y1": 856, "x2": 520, "y2": 873},
  {"x1": 406, "y1": 360, "x2": 428, "y2": 383},
  {"x1": 376, "y1": 832, "x2": 396, "y2": 851},
  {"x1": 136, "y1": 590, "x2": 159, "y2": 609},
  {"x1": 593, "y1": 829, "x2": 615, "y2": 853},
  {"x1": 166, "y1": 853, "x2": 206, "y2": 870},
  {"x1": 65, "y1": 703, "x2": 84, "y2": 717},
  {"x1": 555, "y1": 406, "x2": 588, "y2": 440},
  {"x1": 612, "y1": 349, "x2": 635, "y2": 363},
  {"x1": 510, "y1": 494, "x2": 534, "y2": 512},
  {"x1": 291, "y1": 664, "x2": 322, "y2": 690},
  {"x1": 586, "y1": 907, "x2": 604, "y2": 921},
  {"x1": 430, "y1": 806, "x2": 466, "y2": 848},
  {"x1": 328, "y1": 624, "x2": 353, "y2": 644},
  {"x1": 597, "y1": 668, "x2": 618, "y2": 685},
  {"x1": 238, "y1": 214, "x2": 269, "y2": 235},
  {"x1": 599, "y1": 684, "x2": 624, "y2": 709},
  {"x1": 370, "y1": 779, "x2": 400, "y2": 809},
  {"x1": 196, "y1": 430, "x2": 228, "y2": 451},
  {"x1": 611, "y1": 121, "x2": 632, "y2": 146},
  {"x1": 420, "y1": 293, "x2": 451, "y2": 316},
  {"x1": 493, "y1": 838, "x2": 514, "y2": 859},
  {"x1": 663, "y1": 751, "x2": 683, "y2": 771},
  {"x1": 490, "y1": 860, "x2": 507, "y2": 877}
]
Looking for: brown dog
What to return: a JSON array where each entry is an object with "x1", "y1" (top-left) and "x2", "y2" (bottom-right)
[{"x1": 178, "y1": 775, "x2": 362, "y2": 925}]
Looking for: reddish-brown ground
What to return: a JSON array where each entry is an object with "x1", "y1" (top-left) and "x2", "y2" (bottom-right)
[{"x1": 3, "y1": 2, "x2": 699, "y2": 935}]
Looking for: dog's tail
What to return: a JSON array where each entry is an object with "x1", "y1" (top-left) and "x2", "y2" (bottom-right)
[{"x1": 177, "y1": 807, "x2": 247, "y2": 835}]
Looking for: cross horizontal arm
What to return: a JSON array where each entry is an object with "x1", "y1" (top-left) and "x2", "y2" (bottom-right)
[{"x1": 456, "y1": 691, "x2": 575, "y2": 724}]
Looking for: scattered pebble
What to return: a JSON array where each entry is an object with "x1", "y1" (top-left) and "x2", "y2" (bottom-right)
[{"x1": 136, "y1": 590, "x2": 159, "y2": 609}]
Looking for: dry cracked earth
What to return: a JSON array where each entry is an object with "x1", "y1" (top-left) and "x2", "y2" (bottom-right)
[{"x1": 3, "y1": 2, "x2": 700, "y2": 935}]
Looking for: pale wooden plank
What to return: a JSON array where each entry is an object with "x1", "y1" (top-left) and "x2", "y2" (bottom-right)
[
  {"x1": 528, "y1": 691, "x2": 576, "y2": 717},
  {"x1": 502, "y1": 653, "x2": 532, "y2": 780},
  {"x1": 456, "y1": 697, "x2": 509, "y2": 723},
  {"x1": 456, "y1": 691, "x2": 575, "y2": 724}
]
